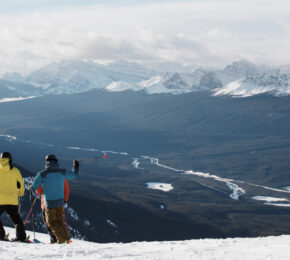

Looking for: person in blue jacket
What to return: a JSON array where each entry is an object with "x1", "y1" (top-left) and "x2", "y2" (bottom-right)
[{"x1": 30, "y1": 154, "x2": 79, "y2": 244}]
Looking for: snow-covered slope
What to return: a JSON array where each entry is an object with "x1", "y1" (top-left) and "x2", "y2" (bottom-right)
[
  {"x1": 106, "y1": 73, "x2": 194, "y2": 94},
  {"x1": 214, "y1": 65, "x2": 290, "y2": 97},
  {"x1": 216, "y1": 60, "x2": 266, "y2": 85},
  {"x1": 104, "y1": 60, "x2": 290, "y2": 96},
  {"x1": 24, "y1": 60, "x2": 156, "y2": 94},
  {"x1": 2, "y1": 226, "x2": 290, "y2": 260},
  {"x1": 0, "y1": 79, "x2": 42, "y2": 99},
  {"x1": 0, "y1": 96, "x2": 36, "y2": 103},
  {"x1": 106, "y1": 71, "x2": 210, "y2": 94}
]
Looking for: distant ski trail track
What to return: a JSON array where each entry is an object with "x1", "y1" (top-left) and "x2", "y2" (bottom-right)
[{"x1": 1, "y1": 134, "x2": 290, "y2": 206}]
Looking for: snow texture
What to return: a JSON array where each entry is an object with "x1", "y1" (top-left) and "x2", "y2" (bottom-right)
[
  {"x1": 252, "y1": 196, "x2": 288, "y2": 203},
  {"x1": 132, "y1": 158, "x2": 143, "y2": 169},
  {"x1": 146, "y1": 182, "x2": 173, "y2": 192},
  {"x1": 84, "y1": 219, "x2": 91, "y2": 227},
  {"x1": 0, "y1": 96, "x2": 36, "y2": 103},
  {"x1": 252, "y1": 196, "x2": 290, "y2": 207},
  {"x1": 226, "y1": 183, "x2": 246, "y2": 200},
  {"x1": 264, "y1": 203, "x2": 290, "y2": 207},
  {"x1": 2, "y1": 227, "x2": 290, "y2": 260},
  {"x1": 65, "y1": 205, "x2": 79, "y2": 222},
  {"x1": 184, "y1": 170, "x2": 245, "y2": 200},
  {"x1": 0, "y1": 135, "x2": 17, "y2": 141},
  {"x1": 106, "y1": 220, "x2": 118, "y2": 229}
]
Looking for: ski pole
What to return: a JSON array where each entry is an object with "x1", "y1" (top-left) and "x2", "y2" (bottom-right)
[
  {"x1": 18, "y1": 197, "x2": 22, "y2": 214},
  {"x1": 78, "y1": 154, "x2": 108, "y2": 163},
  {"x1": 30, "y1": 190, "x2": 36, "y2": 240},
  {"x1": 64, "y1": 207, "x2": 70, "y2": 239},
  {"x1": 24, "y1": 194, "x2": 39, "y2": 225}
]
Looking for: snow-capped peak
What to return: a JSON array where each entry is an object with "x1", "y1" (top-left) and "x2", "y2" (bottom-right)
[
  {"x1": 106, "y1": 81, "x2": 135, "y2": 92},
  {"x1": 214, "y1": 65, "x2": 290, "y2": 97},
  {"x1": 223, "y1": 59, "x2": 259, "y2": 77},
  {"x1": 106, "y1": 73, "x2": 195, "y2": 94},
  {"x1": 213, "y1": 78, "x2": 274, "y2": 97},
  {"x1": 24, "y1": 60, "x2": 156, "y2": 94}
]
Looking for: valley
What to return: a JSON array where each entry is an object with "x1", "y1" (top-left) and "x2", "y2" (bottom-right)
[{"x1": 1, "y1": 89, "x2": 290, "y2": 242}]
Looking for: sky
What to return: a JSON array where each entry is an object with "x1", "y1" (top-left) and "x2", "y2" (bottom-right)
[{"x1": 0, "y1": 0, "x2": 290, "y2": 74}]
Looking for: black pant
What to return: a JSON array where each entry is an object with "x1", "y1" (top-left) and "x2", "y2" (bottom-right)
[
  {"x1": 42, "y1": 210, "x2": 57, "y2": 243},
  {"x1": 0, "y1": 205, "x2": 26, "y2": 241}
]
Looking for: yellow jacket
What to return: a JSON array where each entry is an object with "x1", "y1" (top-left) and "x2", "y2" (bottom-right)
[{"x1": 0, "y1": 158, "x2": 25, "y2": 205}]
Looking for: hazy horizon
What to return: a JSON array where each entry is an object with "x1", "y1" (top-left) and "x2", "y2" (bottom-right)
[{"x1": 0, "y1": 0, "x2": 289, "y2": 74}]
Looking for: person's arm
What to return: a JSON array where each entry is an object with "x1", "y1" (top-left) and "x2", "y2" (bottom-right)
[
  {"x1": 65, "y1": 160, "x2": 79, "y2": 180},
  {"x1": 31, "y1": 173, "x2": 42, "y2": 192},
  {"x1": 35, "y1": 185, "x2": 43, "y2": 195},
  {"x1": 15, "y1": 169, "x2": 25, "y2": 197},
  {"x1": 64, "y1": 179, "x2": 69, "y2": 202}
]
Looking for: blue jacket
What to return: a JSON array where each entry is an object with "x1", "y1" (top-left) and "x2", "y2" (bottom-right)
[{"x1": 31, "y1": 161, "x2": 78, "y2": 209}]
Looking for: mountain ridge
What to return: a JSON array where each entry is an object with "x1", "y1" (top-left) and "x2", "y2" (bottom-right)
[{"x1": 2, "y1": 59, "x2": 290, "y2": 98}]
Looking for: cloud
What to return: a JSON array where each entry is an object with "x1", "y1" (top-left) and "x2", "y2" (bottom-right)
[{"x1": 0, "y1": 0, "x2": 290, "y2": 74}]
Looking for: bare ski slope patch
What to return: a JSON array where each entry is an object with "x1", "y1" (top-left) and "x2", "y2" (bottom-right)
[{"x1": 146, "y1": 182, "x2": 173, "y2": 192}]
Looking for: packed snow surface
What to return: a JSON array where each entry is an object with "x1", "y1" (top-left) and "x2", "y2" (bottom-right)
[
  {"x1": 2, "y1": 227, "x2": 290, "y2": 260},
  {"x1": 146, "y1": 182, "x2": 173, "y2": 192}
]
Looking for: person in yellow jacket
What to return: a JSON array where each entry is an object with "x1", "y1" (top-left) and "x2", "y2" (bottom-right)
[{"x1": 0, "y1": 152, "x2": 27, "y2": 242}]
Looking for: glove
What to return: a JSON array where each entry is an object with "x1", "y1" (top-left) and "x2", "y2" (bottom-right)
[{"x1": 73, "y1": 160, "x2": 79, "y2": 170}]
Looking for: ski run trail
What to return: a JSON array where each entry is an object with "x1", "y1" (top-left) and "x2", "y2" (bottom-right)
[
  {"x1": 1, "y1": 227, "x2": 290, "y2": 260},
  {"x1": 1, "y1": 134, "x2": 290, "y2": 206}
]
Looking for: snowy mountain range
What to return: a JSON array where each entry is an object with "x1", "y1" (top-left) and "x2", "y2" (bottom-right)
[
  {"x1": 2, "y1": 60, "x2": 156, "y2": 95},
  {"x1": 1, "y1": 59, "x2": 290, "y2": 98}
]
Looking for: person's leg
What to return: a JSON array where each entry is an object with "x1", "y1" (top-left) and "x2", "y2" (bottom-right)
[
  {"x1": 0, "y1": 206, "x2": 6, "y2": 240},
  {"x1": 5, "y1": 205, "x2": 26, "y2": 241},
  {"x1": 57, "y1": 207, "x2": 70, "y2": 242},
  {"x1": 45, "y1": 207, "x2": 69, "y2": 244},
  {"x1": 42, "y1": 210, "x2": 57, "y2": 243}
]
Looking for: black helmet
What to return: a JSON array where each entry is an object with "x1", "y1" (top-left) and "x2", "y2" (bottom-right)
[
  {"x1": 45, "y1": 154, "x2": 58, "y2": 162},
  {"x1": 0, "y1": 152, "x2": 13, "y2": 162}
]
